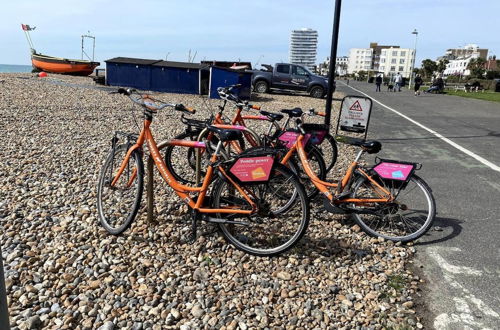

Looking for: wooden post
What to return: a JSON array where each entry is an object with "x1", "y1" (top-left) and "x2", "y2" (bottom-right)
[
  {"x1": 146, "y1": 155, "x2": 155, "y2": 223},
  {"x1": 0, "y1": 245, "x2": 11, "y2": 330},
  {"x1": 146, "y1": 141, "x2": 170, "y2": 223}
]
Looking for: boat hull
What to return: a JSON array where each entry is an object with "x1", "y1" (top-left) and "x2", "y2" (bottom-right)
[{"x1": 32, "y1": 53, "x2": 100, "y2": 76}]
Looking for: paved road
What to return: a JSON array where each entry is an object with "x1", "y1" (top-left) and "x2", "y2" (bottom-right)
[{"x1": 335, "y1": 81, "x2": 500, "y2": 329}]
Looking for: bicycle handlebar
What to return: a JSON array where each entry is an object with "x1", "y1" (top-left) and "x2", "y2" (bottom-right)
[{"x1": 114, "y1": 88, "x2": 196, "y2": 114}]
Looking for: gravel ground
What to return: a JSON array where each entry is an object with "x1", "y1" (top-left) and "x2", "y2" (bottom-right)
[{"x1": 1, "y1": 73, "x2": 424, "y2": 329}]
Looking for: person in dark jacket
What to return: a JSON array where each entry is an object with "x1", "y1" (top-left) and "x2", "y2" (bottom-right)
[
  {"x1": 375, "y1": 74, "x2": 383, "y2": 92},
  {"x1": 414, "y1": 74, "x2": 423, "y2": 96},
  {"x1": 425, "y1": 76, "x2": 444, "y2": 93}
]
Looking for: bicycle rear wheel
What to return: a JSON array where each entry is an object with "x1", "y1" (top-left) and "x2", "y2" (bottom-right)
[
  {"x1": 211, "y1": 164, "x2": 310, "y2": 256},
  {"x1": 97, "y1": 144, "x2": 144, "y2": 235},
  {"x1": 351, "y1": 174, "x2": 436, "y2": 242},
  {"x1": 316, "y1": 133, "x2": 338, "y2": 174}
]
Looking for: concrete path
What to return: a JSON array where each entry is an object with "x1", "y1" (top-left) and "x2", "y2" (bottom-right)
[{"x1": 335, "y1": 81, "x2": 500, "y2": 329}]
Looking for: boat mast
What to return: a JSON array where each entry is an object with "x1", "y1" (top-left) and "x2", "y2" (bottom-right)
[
  {"x1": 21, "y1": 23, "x2": 36, "y2": 54},
  {"x1": 81, "y1": 32, "x2": 96, "y2": 61}
]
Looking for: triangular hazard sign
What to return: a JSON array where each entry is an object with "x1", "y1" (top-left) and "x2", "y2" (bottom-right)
[{"x1": 349, "y1": 100, "x2": 363, "y2": 111}]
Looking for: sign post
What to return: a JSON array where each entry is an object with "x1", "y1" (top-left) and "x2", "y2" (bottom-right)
[{"x1": 324, "y1": 0, "x2": 343, "y2": 129}]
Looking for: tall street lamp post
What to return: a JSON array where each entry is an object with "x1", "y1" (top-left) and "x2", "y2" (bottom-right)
[{"x1": 409, "y1": 29, "x2": 418, "y2": 89}]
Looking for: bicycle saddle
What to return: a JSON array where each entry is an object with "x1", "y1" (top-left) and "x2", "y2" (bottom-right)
[
  {"x1": 260, "y1": 110, "x2": 284, "y2": 121},
  {"x1": 281, "y1": 108, "x2": 303, "y2": 117},
  {"x1": 207, "y1": 126, "x2": 243, "y2": 142},
  {"x1": 352, "y1": 140, "x2": 382, "y2": 154}
]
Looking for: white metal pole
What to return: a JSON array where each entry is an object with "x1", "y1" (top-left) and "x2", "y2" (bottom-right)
[{"x1": 409, "y1": 29, "x2": 418, "y2": 89}]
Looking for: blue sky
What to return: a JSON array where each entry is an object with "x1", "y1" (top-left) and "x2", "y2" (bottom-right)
[{"x1": 2, "y1": 0, "x2": 499, "y2": 68}]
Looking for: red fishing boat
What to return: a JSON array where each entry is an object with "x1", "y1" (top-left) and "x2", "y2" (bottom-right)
[{"x1": 22, "y1": 24, "x2": 100, "y2": 76}]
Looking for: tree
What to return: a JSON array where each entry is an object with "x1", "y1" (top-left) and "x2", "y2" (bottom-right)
[
  {"x1": 437, "y1": 59, "x2": 449, "y2": 74},
  {"x1": 357, "y1": 70, "x2": 367, "y2": 81},
  {"x1": 421, "y1": 59, "x2": 437, "y2": 78},
  {"x1": 467, "y1": 58, "x2": 486, "y2": 78}
]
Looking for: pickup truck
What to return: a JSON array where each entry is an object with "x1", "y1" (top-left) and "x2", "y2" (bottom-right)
[{"x1": 249, "y1": 63, "x2": 334, "y2": 98}]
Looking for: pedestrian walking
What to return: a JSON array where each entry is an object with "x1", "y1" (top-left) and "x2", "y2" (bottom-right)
[
  {"x1": 393, "y1": 73, "x2": 403, "y2": 92},
  {"x1": 414, "y1": 74, "x2": 423, "y2": 96},
  {"x1": 375, "y1": 74, "x2": 382, "y2": 92}
]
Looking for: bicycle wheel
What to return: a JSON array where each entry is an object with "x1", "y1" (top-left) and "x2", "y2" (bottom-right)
[
  {"x1": 164, "y1": 131, "x2": 211, "y2": 185},
  {"x1": 97, "y1": 144, "x2": 144, "y2": 235},
  {"x1": 316, "y1": 134, "x2": 338, "y2": 174},
  {"x1": 351, "y1": 174, "x2": 436, "y2": 242},
  {"x1": 164, "y1": 130, "x2": 244, "y2": 185},
  {"x1": 288, "y1": 148, "x2": 326, "y2": 200},
  {"x1": 211, "y1": 164, "x2": 310, "y2": 256}
]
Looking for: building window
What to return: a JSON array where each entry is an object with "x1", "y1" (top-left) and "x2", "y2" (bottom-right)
[
  {"x1": 381, "y1": 58, "x2": 385, "y2": 63},
  {"x1": 390, "y1": 66, "x2": 396, "y2": 72},
  {"x1": 380, "y1": 66, "x2": 385, "y2": 70},
  {"x1": 400, "y1": 59, "x2": 405, "y2": 64},
  {"x1": 400, "y1": 51, "x2": 406, "y2": 56},
  {"x1": 382, "y1": 50, "x2": 386, "y2": 55},
  {"x1": 391, "y1": 59, "x2": 397, "y2": 64},
  {"x1": 399, "y1": 66, "x2": 404, "y2": 71},
  {"x1": 392, "y1": 51, "x2": 398, "y2": 56}
]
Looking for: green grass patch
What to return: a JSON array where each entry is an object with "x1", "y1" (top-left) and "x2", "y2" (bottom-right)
[
  {"x1": 387, "y1": 274, "x2": 406, "y2": 292},
  {"x1": 446, "y1": 90, "x2": 500, "y2": 103}
]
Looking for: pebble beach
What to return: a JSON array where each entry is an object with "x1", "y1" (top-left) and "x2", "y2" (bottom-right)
[{"x1": 0, "y1": 73, "x2": 425, "y2": 329}]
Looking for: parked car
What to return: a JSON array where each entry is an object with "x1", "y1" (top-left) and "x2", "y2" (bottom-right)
[{"x1": 249, "y1": 63, "x2": 334, "y2": 98}]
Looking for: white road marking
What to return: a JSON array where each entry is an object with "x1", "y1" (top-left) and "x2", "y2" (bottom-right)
[
  {"x1": 339, "y1": 82, "x2": 500, "y2": 173},
  {"x1": 427, "y1": 246, "x2": 500, "y2": 329},
  {"x1": 428, "y1": 250, "x2": 482, "y2": 276}
]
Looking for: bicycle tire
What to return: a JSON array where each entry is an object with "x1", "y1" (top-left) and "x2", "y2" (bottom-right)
[
  {"x1": 288, "y1": 147, "x2": 327, "y2": 200},
  {"x1": 164, "y1": 130, "x2": 245, "y2": 185},
  {"x1": 97, "y1": 144, "x2": 144, "y2": 235},
  {"x1": 317, "y1": 133, "x2": 338, "y2": 174},
  {"x1": 211, "y1": 163, "x2": 310, "y2": 256},
  {"x1": 351, "y1": 174, "x2": 436, "y2": 242}
]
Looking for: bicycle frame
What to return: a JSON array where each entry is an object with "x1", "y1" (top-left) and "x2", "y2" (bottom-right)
[
  {"x1": 110, "y1": 119, "x2": 255, "y2": 215},
  {"x1": 292, "y1": 134, "x2": 394, "y2": 205}
]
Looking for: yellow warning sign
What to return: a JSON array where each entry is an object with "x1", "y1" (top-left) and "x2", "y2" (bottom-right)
[{"x1": 349, "y1": 100, "x2": 363, "y2": 111}]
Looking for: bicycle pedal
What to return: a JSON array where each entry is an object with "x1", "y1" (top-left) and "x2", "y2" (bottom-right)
[{"x1": 322, "y1": 197, "x2": 347, "y2": 214}]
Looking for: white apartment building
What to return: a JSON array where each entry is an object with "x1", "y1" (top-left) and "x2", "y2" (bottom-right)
[
  {"x1": 347, "y1": 48, "x2": 373, "y2": 74},
  {"x1": 336, "y1": 56, "x2": 349, "y2": 76},
  {"x1": 378, "y1": 47, "x2": 415, "y2": 78},
  {"x1": 289, "y1": 28, "x2": 318, "y2": 70},
  {"x1": 443, "y1": 53, "x2": 479, "y2": 76}
]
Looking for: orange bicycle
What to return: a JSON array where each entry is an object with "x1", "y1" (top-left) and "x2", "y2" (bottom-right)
[
  {"x1": 289, "y1": 119, "x2": 436, "y2": 242},
  {"x1": 96, "y1": 89, "x2": 310, "y2": 256}
]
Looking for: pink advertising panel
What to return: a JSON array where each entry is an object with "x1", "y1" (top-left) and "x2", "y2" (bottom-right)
[
  {"x1": 374, "y1": 162, "x2": 414, "y2": 181},
  {"x1": 230, "y1": 156, "x2": 274, "y2": 182},
  {"x1": 278, "y1": 131, "x2": 311, "y2": 148}
]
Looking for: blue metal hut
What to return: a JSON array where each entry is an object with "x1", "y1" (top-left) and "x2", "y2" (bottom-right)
[{"x1": 105, "y1": 57, "x2": 161, "y2": 90}]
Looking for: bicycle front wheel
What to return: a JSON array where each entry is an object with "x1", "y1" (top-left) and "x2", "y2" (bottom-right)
[
  {"x1": 318, "y1": 133, "x2": 338, "y2": 174},
  {"x1": 211, "y1": 164, "x2": 310, "y2": 256},
  {"x1": 351, "y1": 174, "x2": 436, "y2": 242},
  {"x1": 97, "y1": 144, "x2": 144, "y2": 235}
]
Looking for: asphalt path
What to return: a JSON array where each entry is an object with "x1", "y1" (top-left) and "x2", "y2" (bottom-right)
[{"x1": 335, "y1": 81, "x2": 500, "y2": 329}]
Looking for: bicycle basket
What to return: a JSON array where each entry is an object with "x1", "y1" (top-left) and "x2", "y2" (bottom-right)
[{"x1": 302, "y1": 123, "x2": 329, "y2": 145}]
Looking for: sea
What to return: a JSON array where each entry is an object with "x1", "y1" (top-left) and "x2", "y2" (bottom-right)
[{"x1": 0, "y1": 64, "x2": 33, "y2": 73}]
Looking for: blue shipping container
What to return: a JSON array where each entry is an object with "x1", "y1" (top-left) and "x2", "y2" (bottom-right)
[
  {"x1": 209, "y1": 67, "x2": 252, "y2": 99},
  {"x1": 151, "y1": 61, "x2": 201, "y2": 94},
  {"x1": 105, "y1": 57, "x2": 161, "y2": 90}
]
